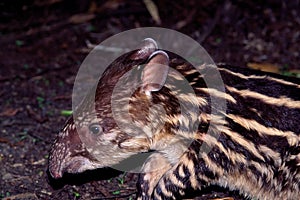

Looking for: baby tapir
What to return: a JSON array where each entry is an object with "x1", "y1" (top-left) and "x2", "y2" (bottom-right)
[{"x1": 49, "y1": 38, "x2": 300, "y2": 200}]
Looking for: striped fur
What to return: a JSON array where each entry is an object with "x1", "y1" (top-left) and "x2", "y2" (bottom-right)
[
  {"x1": 138, "y1": 61, "x2": 300, "y2": 200},
  {"x1": 49, "y1": 44, "x2": 300, "y2": 200}
]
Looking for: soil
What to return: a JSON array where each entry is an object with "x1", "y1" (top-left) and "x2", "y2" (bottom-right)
[{"x1": 0, "y1": 0, "x2": 299, "y2": 200}]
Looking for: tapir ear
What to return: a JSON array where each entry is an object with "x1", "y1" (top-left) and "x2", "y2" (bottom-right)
[
  {"x1": 130, "y1": 38, "x2": 158, "y2": 60},
  {"x1": 141, "y1": 50, "x2": 169, "y2": 96}
]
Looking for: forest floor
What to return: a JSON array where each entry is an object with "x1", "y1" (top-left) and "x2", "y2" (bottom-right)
[{"x1": 0, "y1": 0, "x2": 299, "y2": 199}]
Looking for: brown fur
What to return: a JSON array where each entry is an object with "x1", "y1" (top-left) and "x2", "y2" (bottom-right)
[{"x1": 49, "y1": 42, "x2": 300, "y2": 200}]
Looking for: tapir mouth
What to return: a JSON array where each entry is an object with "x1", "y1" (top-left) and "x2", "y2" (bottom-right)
[{"x1": 49, "y1": 156, "x2": 101, "y2": 179}]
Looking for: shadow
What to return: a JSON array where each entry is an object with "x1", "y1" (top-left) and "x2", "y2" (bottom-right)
[
  {"x1": 46, "y1": 167, "x2": 121, "y2": 189},
  {"x1": 111, "y1": 151, "x2": 155, "y2": 172}
]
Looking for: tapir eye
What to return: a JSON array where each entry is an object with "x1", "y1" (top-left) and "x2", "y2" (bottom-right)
[{"x1": 89, "y1": 123, "x2": 103, "y2": 135}]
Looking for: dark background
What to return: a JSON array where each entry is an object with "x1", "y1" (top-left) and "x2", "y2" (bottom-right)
[{"x1": 0, "y1": 0, "x2": 299, "y2": 199}]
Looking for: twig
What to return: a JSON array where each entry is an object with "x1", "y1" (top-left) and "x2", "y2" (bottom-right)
[{"x1": 198, "y1": 0, "x2": 228, "y2": 43}]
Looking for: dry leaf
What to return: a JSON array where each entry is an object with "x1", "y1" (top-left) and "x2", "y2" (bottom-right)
[
  {"x1": 247, "y1": 63, "x2": 280, "y2": 73},
  {"x1": 175, "y1": 9, "x2": 196, "y2": 29},
  {"x1": 69, "y1": 14, "x2": 95, "y2": 24},
  {"x1": 88, "y1": 0, "x2": 98, "y2": 13},
  {"x1": 143, "y1": 0, "x2": 161, "y2": 25},
  {"x1": 0, "y1": 137, "x2": 10, "y2": 144},
  {"x1": 0, "y1": 108, "x2": 21, "y2": 117},
  {"x1": 26, "y1": 105, "x2": 47, "y2": 123},
  {"x1": 289, "y1": 69, "x2": 300, "y2": 74},
  {"x1": 99, "y1": 0, "x2": 124, "y2": 11}
]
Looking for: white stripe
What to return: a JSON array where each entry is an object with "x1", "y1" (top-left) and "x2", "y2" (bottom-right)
[
  {"x1": 226, "y1": 86, "x2": 300, "y2": 109},
  {"x1": 227, "y1": 114, "x2": 299, "y2": 146},
  {"x1": 219, "y1": 67, "x2": 300, "y2": 89},
  {"x1": 197, "y1": 87, "x2": 237, "y2": 104}
]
